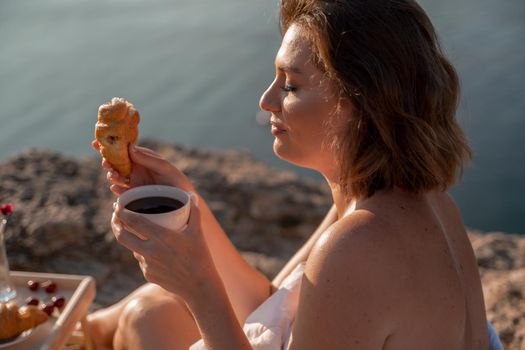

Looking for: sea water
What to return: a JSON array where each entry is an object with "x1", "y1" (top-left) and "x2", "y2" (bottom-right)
[{"x1": 0, "y1": 0, "x2": 523, "y2": 233}]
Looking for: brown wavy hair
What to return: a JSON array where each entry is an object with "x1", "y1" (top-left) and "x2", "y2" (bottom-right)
[{"x1": 280, "y1": 0, "x2": 472, "y2": 199}]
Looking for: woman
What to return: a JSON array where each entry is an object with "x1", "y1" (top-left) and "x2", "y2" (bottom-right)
[{"x1": 88, "y1": 0, "x2": 502, "y2": 349}]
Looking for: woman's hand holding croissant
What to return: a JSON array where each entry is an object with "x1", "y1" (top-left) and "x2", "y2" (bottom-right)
[{"x1": 92, "y1": 141, "x2": 194, "y2": 196}]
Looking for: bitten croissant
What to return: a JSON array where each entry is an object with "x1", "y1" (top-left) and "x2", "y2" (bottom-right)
[
  {"x1": 0, "y1": 302, "x2": 49, "y2": 340},
  {"x1": 95, "y1": 97, "x2": 140, "y2": 177}
]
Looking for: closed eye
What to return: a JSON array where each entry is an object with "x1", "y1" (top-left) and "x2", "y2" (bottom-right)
[{"x1": 281, "y1": 84, "x2": 297, "y2": 92}]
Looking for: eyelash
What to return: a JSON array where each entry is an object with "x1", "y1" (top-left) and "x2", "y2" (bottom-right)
[{"x1": 280, "y1": 84, "x2": 297, "y2": 93}]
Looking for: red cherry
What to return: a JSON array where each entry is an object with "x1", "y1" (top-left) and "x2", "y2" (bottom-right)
[
  {"x1": 52, "y1": 296, "x2": 65, "y2": 309},
  {"x1": 40, "y1": 303, "x2": 55, "y2": 316},
  {"x1": 1, "y1": 203, "x2": 13, "y2": 216},
  {"x1": 27, "y1": 280, "x2": 40, "y2": 291},
  {"x1": 26, "y1": 297, "x2": 40, "y2": 306},
  {"x1": 42, "y1": 280, "x2": 57, "y2": 294}
]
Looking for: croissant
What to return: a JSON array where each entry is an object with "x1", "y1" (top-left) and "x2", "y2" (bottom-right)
[
  {"x1": 95, "y1": 97, "x2": 140, "y2": 177},
  {"x1": 0, "y1": 302, "x2": 49, "y2": 340}
]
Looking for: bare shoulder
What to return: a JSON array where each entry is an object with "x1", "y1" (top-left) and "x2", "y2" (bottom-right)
[
  {"x1": 290, "y1": 210, "x2": 405, "y2": 350},
  {"x1": 305, "y1": 208, "x2": 401, "y2": 280}
]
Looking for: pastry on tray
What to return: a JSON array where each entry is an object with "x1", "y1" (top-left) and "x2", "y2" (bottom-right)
[
  {"x1": 0, "y1": 302, "x2": 49, "y2": 340},
  {"x1": 95, "y1": 97, "x2": 140, "y2": 177}
]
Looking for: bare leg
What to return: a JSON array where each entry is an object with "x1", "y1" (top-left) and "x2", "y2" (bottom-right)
[
  {"x1": 113, "y1": 286, "x2": 200, "y2": 350},
  {"x1": 86, "y1": 283, "x2": 168, "y2": 348}
]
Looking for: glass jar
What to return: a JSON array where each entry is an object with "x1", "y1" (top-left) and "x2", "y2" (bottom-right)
[{"x1": 0, "y1": 218, "x2": 17, "y2": 302}]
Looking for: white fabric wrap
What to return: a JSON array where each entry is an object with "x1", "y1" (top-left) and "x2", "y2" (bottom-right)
[{"x1": 189, "y1": 263, "x2": 305, "y2": 350}]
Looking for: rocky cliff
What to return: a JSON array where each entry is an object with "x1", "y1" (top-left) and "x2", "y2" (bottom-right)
[{"x1": 0, "y1": 140, "x2": 522, "y2": 348}]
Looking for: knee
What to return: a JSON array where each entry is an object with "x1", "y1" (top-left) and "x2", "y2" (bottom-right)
[{"x1": 118, "y1": 284, "x2": 186, "y2": 332}]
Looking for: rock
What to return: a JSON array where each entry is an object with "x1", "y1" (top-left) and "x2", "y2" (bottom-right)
[
  {"x1": 471, "y1": 231, "x2": 525, "y2": 271},
  {"x1": 0, "y1": 139, "x2": 524, "y2": 347},
  {"x1": 482, "y1": 268, "x2": 525, "y2": 349},
  {"x1": 22, "y1": 207, "x2": 87, "y2": 257},
  {"x1": 44, "y1": 256, "x2": 111, "y2": 284}
]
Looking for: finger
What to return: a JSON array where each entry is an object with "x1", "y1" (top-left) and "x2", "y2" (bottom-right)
[
  {"x1": 116, "y1": 202, "x2": 169, "y2": 241},
  {"x1": 111, "y1": 211, "x2": 123, "y2": 234},
  {"x1": 116, "y1": 207, "x2": 151, "y2": 240},
  {"x1": 107, "y1": 170, "x2": 130, "y2": 187},
  {"x1": 101, "y1": 158, "x2": 112, "y2": 169},
  {"x1": 110, "y1": 184, "x2": 129, "y2": 196},
  {"x1": 132, "y1": 144, "x2": 162, "y2": 156},
  {"x1": 112, "y1": 216, "x2": 151, "y2": 255},
  {"x1": 129, "y1": 144, "x2": 169, "y2": 174},
  {"x1": 118, "y1": 228, "x2": 151, "y2": 256}
]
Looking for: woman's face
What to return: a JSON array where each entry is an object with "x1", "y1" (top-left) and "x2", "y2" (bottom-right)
[{"x1": 259, "y1": 24, "x2": 351, "y2": 177}]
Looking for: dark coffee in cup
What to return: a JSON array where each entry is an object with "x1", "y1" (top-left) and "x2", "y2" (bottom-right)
[
  {"x1": 125, "y1": 196, "x2": 184, "y2": 214},
  {"x1": 118, "y1": 185, "x2": 197, "y2": 230}
]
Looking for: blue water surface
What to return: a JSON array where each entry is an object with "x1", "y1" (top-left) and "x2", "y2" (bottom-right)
[{"x1": 0, "y1": 0, "x2": 523, "y2": 233}]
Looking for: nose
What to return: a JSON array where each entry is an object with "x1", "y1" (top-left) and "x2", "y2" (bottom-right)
[{"x1": 259, "y1": 79, "x2": 280, "y2": 113}]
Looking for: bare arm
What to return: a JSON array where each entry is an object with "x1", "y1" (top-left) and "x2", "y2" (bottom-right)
[
  {"x1": 209, "y1": 202, "x2": 338, "y2": 320},
  {"x1": 187, "y1": 271, "x2": 254, "y2": 350},
  {"x1": 196, "y1": 194, "x2": 272, "y2": 324}
]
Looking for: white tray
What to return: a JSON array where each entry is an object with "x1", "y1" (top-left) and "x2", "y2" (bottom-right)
[{"x1": 2, "y1": 271, "x2": 95, "y2": 350}]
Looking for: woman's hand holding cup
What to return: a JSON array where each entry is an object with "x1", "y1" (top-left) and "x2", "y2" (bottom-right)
[{"x1": 111, "y1": 191, "x2": 216, "y2": 300}]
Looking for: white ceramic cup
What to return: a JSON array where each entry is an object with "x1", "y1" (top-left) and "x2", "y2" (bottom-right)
[{"x1": 117, "y1": 185, "x2": 198, "y2": 231}]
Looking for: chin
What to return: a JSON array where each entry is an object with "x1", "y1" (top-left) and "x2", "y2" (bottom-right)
[
  {"x1": 273, "y1": 139, "x2": 314, "y2": 170},
  {"x1": 273, "y1": 138, "x2": 290, "y2": 161}
]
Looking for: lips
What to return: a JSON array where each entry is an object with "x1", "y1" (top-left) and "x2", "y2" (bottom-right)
[
  {"x1": 270, "y1": 119, "x2": 287, "y2": 132},
  {"x1": 270, "y1": 119, "x2": 287, "y2": 136}
]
